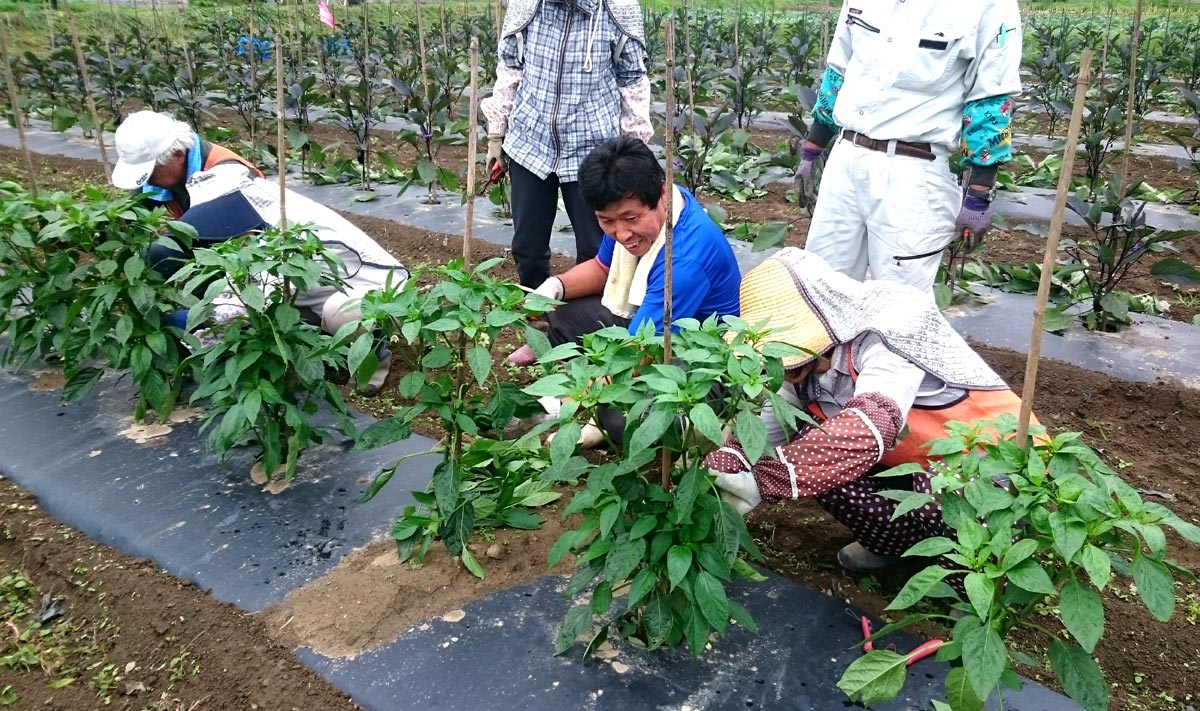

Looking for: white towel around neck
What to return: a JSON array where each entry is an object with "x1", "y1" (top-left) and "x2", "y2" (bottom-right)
[{"x1": 601, "y1": 185, "x2": 685, "y2": 320}]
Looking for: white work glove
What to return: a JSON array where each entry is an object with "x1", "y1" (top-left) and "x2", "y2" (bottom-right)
[
  {"x1": 712, "y1": 469, "x2": 763, "y2": 516},
  {"x1": 486, "y1": 135, "x2": 505, "y2": 176},
  {"x1": 531, "y1": 276, "x2": 564, "y2": 302},
  {"x1": 704, "y1": 442, "x2": 763, "y2": 515},
  {"x1": 546, "y1": 418, "x2": 606, "y2": 450}
]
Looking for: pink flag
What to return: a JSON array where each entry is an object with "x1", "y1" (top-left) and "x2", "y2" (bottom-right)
[{"x1": 318, "y1": 1, "x2": 336, "y2": 29}]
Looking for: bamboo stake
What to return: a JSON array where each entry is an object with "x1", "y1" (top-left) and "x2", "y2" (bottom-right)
[
  {"x1": 440, "y1": 0, "x2": 450, "y2": 50},
  {"x1": 1016, "y1": 50, "x2": 1095, "y2": 449},
  {"x1": 361, "y1": 0, "x2": 372, "y2": 191},
  {"x1": 275, "y1": 28, "x2": 288, "y2": 227},
  {"x1": 66, "y1": 11, "x2": 110, "y2": 174},
  {"x1": 0, "y1": 21, "x2": 38, "y2": 195},
  {"x1": 819, "y1": 0, "x2": 830, "y2": 65},
  {"x1": 45, "y1": 0, "x2": 56, "y2": 49},
  {"x1": 660, "y1": 19, "x2": 677, "y2": 492},
  {"x1": 463, "y1": 36, "x2": 480, "y2": 267},
  {"x1": 1119, "y1": 0, "x2": 1144, "y2": 188},
  {"x1": 1100, "y1": 0, "x2": 1113, "y2": 79},
  {"x1": 415, "y1": 1, "x2": 435, "y2": 204},
  {"x1": 248, "y1": 0, "x2": 259, "y2": 146}
]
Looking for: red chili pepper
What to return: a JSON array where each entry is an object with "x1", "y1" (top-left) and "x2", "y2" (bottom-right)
[
  {"x1": 859, "y1": 616, "x2": 874, "y2": 653},
  {"x1": 905, "y1": 639, "x2": 944, "y2": 666}
]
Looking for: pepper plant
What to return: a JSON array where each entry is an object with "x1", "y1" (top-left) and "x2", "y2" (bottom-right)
[
  {"x1": 0, "y1": 182, "x2": 194, "y2": 422},
  {"x1": 352, "y1": 258, "x2": 557, "y2": 578},
  {"x1": 526, "y1": 316, "x2": 811, "y2": 657},
  {"x1": 837, "y1": 414, "x2": 1200, "y2": 711},
  {"x1": 173, "y1": 224, "x2": 356, "y2": 481}
]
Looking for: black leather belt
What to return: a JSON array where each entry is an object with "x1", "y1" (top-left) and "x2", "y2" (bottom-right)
[{"x1": 842, "y1": 130, "x2": 935, "y2": 161}]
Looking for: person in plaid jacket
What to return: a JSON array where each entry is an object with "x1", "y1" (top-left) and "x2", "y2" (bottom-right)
[{"x1": 481, "y1": 0, "x2": 653, "y2": 289}]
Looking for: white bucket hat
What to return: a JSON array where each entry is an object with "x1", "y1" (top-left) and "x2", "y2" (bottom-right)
[{"x1": 111, "y1": 111, "x2": 187, "y2": 190}]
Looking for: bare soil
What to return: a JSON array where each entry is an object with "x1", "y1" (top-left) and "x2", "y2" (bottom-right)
[
  {"x1": 0, "y1": 477, "x2": 362, "y2": 711},
  {"x1": 2, "y1": 145, "x2": 1199, "y2": 711},
  {"x1": 264, "y1": 501, "x2": 575, "y2": 660}
]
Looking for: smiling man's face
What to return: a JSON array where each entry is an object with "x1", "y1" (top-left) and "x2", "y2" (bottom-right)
[{"x1": 594, "y1": 184, "x2": 668, "y2": 257}]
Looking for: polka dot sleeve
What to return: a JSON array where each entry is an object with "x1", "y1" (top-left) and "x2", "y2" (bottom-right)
[{"x1": 773, "y1": 394, "x2": 904, "y2": 499}]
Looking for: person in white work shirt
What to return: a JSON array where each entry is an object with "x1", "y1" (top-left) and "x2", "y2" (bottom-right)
[{"x1": 794, "y1": 0, "x2": 1022, "y2": 292}]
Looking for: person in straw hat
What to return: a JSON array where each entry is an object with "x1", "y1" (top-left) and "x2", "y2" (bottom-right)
[
  {"x1": 168, "y1": 165, "x2": 408, "y2": 394},
  {"x1": 704, "y1": 247, "x2": 1034, "y2": 571}
]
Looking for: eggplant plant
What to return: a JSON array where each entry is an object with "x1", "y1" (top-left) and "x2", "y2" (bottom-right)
[
  {"x1": 526, "y1": 316, "x2": 810, "y2": 657},
  {"x1": 352, "y1": 258, "x2": 557, "y2": 579},
  {"x1": 321, "y1": 16, "x2": 393, "y2": 191},
  {"x1": 838, "y1": 415, "x2": 1200, "y2": 711},
  {"x1": 395, "y1": 41, "x2": 469, "y2": 204},
  {"x1": 1061, "y1": 180, "x2": 1200, "y2": 331}
]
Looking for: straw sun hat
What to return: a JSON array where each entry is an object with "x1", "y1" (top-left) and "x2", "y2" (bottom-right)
[
  {"x1": 734, "y1": 248, "x2": 1007, "y2": 389},
  {"x1": 733, "y1": 249, "x2": 839, "y2": 370}
]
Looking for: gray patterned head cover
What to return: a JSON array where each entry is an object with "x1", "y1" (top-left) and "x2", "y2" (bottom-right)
[
  {"x1": 773, "y1": 248, "x2": 1007, "y2": 390},
  {"x1": 501, "y1": 0, "x2": 646, "y2": 45}
]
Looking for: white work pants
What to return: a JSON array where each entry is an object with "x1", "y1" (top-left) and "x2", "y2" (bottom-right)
[{"x1": 804, "y1": 137, "x2": 960, "y2": 292}]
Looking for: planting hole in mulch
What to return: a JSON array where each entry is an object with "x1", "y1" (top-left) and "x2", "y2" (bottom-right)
[{"x1": 263, "y1": 504, "x2": 575, "y2": 659}]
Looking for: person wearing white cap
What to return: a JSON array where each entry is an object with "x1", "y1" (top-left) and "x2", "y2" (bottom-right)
[
  {"x1": 110, "y1": 110, "x2": 262, "y2": 219},
  {"x1": 704, "y1": 248, "x2": 1038, "y2": 572},
  {"x1": 173, "y1": 166, "x2": 408, "y2": 394}
]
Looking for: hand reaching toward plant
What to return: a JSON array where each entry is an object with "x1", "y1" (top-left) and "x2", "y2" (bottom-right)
[{"x1": 530, "y1": 276, "x2": 564, "y2": 302}]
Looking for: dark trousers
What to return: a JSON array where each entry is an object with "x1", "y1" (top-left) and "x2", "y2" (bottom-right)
[
  {"x1": 509, "y1": 160, "x2": 604, "y2": 288},
  {"x1": 815, "y1": 471, "x2": 949, "y2": 557},
  {"x1": 545, "y1": 294, "x2": 630, "y2": 348}
]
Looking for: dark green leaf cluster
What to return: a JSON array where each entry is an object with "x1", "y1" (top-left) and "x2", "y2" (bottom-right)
[
  {"x1": 0, "y1": 181, "x2": 193, "y2": 422},
  {"x1": 172, "y1": 223, "x2": 357, "y2": 480},
  {"x1": 525, "y1": 316, "x2": 812, "y2": 657},
  {"x1": 838, "y1": 414, "x2": 1199, "y2": 711},
  {"x1": 353, "y1": 257, "x2": 558, "y2": 579}
]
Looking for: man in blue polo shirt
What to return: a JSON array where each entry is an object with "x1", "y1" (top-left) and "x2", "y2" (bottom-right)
[
  {"x1": 508, "y1": 136, "x2": 741, "y2": 448},
  {"x1": 514, "y1": 135, "x2": 740, "y2": 352}
]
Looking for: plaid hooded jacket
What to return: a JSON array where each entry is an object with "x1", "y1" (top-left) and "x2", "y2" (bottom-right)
[{"x1": 481, "y1": 0, "x2": 651, "y2": 183}]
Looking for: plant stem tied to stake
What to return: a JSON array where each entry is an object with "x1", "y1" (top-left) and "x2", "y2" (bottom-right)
[
  {"x1": 0, "y1": 21, "x2": 38, "y2": 196},
  {"x1": 661, "y1": 19, "x2": 677, "y2": 491},
  {"x1": 1016, "y1": 50, "x2": 1094, "y2": 449}
]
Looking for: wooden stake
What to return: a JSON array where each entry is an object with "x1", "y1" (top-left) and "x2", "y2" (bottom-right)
[
  {"x1": 45, "y1": 0, "x2": 56, "y2": 49},
  {"x1": 66, "y1": 11, "x2": 110, "y2": 174},
  {"x1": 661, "y1": 19, "x2": 677, "y2": 492},
  {"x1": 0, "y1": 21, "x2": 39, "y2": 195},
  {"x1": 415, "y1": 1, "x2": 435, "y2": 204},
  {"x1": 1016, "y1": 50, "x2": 1094, "y2": 449},
  {"x1": 819, "y1": 0, "x2": 830, "y2": 65},
  {"x1": 1100, "y1": 0, "x2": 1113, "y2": 79},
  {"x1": 361, "y1": 0, "x2": 372, "y2": 191},
  {"x1": 275, "y1": 28, "x2": 288, "y2": 227},
  {"x1": 463, "y1": 36, "x2": 480, "y2": 267},
  {"x1": 1119, "y1": 0, "x2": 1143, "y2": 188},
  {"x1": 248, "y1": 0, "x2": 259, "y2": 146}
]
